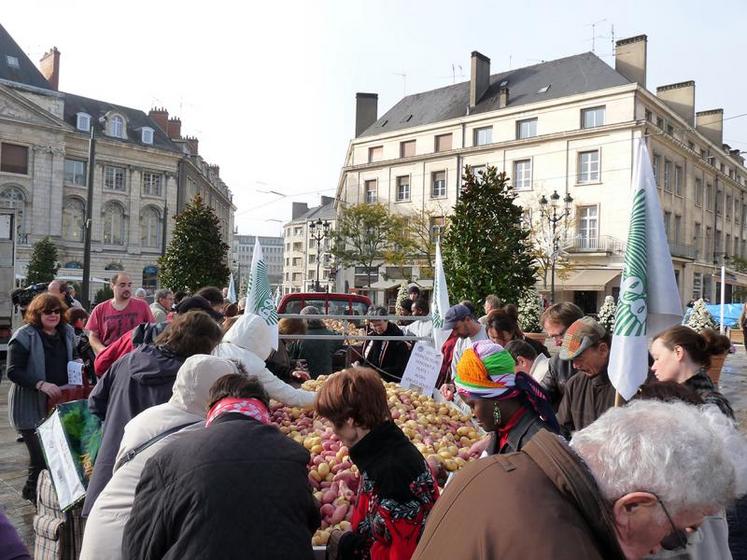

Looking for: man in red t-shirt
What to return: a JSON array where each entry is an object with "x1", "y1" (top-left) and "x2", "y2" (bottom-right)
[{"x1": 85, "y1": 272, "x2": 154, "y2": 354}]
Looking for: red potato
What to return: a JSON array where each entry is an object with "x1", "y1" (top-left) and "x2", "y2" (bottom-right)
[
  {"x1": 320, "y1": 503, "x2": 335, "y2": 518},
  {"x1": 329, "y1": 504, "x2": 347, "y2": 525}
]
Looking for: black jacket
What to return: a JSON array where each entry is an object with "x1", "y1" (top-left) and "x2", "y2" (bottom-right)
[
  {"x1": 486, "y1": 409, "x2": 549, "y2": 455},
  {"x1": 359, "y1": 322, "x2": 411, "y2": 382},
  {"x1": 541, "y1": 354, "x2": 578, "y2": 410},
  {"x1": 122, "y1": 413, "x2": 320, "y2": 560}
]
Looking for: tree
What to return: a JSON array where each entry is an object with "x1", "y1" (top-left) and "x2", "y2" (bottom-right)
[
  {"x1": 442, "y1": 166, "x2": 537, "y2": 304},
  {"x1": 524, "y1": 200, "x2": 575, "y2": 289},
  {"x1": 158, "y1": 194, "x2": 230, "y2": 292},
  {"x1": 330, "y1": 203, "x2": 408, "y2": 293},
  {"x1": 26, "y1": 236, "x2": 58, "y2": 285},
  {"x1": 597, "y1": 295, "x2": 617, "y2": 334},
  {"x1": 93, "y1": 285, "x2": 113, "y2": 306},
  {"x1": 517, "y1": 288, "x2": 543, "y2": 333},
  {"x1": 686, "y1": 298, "x2": 717, "y2": 332}
]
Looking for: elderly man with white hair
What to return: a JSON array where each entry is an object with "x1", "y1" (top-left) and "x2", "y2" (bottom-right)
[{"x1": 412, "y1": 400, "x2": 747, "y2": 560}]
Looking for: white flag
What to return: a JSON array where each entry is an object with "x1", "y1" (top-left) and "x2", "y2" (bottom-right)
[
  {"x1": 430, "y1": 241, "x2": 452, "y2": 351},
  {"x1": 246, "y1": 239, "x2": 279, "y2": 350},
  {"x1": 226, "y1": 273, "x2": 237, "y2": 304},
  {"x1": 608, "y1": 138, "x2": 682, "y2": 400}
]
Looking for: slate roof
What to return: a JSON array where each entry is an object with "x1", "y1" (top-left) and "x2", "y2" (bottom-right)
[
  {"x1": 0, "y1": 23, "x2": 51, "y2": 90},
  {"x1": 360, "y1": 52, "x2": 631, "y2": 137},
  {"x1": 301, "y1": 201, "x2": 336, "y2": 222}
]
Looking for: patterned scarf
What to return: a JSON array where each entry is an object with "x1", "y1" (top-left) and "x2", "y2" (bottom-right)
[{"x1": 206, "y1": 397, "x2": 271, "y2": 427}]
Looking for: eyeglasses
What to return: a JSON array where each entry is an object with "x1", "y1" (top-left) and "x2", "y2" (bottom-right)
[
  {"x1": 42, "y1": 309, "x2": 61, "y2": 315},
  {"x1": 655, "y1": 495, "x2": 689, "y2": 551}
]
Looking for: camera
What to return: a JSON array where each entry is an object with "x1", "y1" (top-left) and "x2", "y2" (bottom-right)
[{"x1": 11, "y1": 283, "x2": 48, "y2": 311}]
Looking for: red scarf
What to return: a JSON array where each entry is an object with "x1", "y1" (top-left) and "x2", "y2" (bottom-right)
[
  {"x1": 206, "y1": 397, "x2": 271, "y2": 427},
  {"x1": 497, "y1": 407, "x2": 527, "y2": 450}
]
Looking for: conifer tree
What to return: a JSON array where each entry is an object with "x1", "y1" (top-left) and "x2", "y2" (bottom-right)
[{"x1": 26, "y1": 236, "x2": 58, "y2": 285}]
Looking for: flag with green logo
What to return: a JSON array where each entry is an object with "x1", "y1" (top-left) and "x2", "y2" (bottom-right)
[
  {"x1": 246, "y1": 239, "x2": 279, "y2": 350},
  {"x1": 227, "y1": 273, "x2": 237, "y2": 304},
  {"x1": 431, "y1": 240, "x2": 452, "y2": 350},
  {"x1": 608, "y1": 139, "x2": 682, "y2": 400}
]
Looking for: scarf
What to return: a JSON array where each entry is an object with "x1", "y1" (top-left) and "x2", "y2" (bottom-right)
[{"x1": 206, "y1": 397, "x2": 271, "y2": 427}]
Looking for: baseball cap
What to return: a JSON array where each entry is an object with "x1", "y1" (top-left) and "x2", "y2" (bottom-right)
[
  {"x1": 559, "y1": 316, "x2": 606, "y2": 360},
  {"x1": 175, "y1": 295, "x2": 223, "y2": 321},
  {"x1": 443, "y1": 304, "x2": 473, "y2": 329}
]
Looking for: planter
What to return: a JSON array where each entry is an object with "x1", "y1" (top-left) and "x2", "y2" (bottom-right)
[{"x1": 707, "y1": 353, "x2": 727, "y2": 386}]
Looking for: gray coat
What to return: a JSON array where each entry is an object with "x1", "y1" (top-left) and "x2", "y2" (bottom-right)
[{"x1": 6, "y1": 323, "x2": 75, "y2": 430}]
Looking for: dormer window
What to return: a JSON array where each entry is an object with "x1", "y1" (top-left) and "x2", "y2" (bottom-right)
[
  {"x1": 110, "y1": 115, "x2": 125, "y2": 138},
  {"x1": 6, "y1": 56, "x2": 19, "y2": 68},
  {"x1": 76, "y1": 112, "x2": 91, "y2": 132},
  {"x1": 141, "y1": 127, "x2": 154, "y2": 145}
]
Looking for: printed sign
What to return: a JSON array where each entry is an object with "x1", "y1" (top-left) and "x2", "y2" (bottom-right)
[
  {"x1": 400, "y1": 342, "x2": 442, "y2": 397},
  {"x1": 67, "y1": 361, "x2": 83, "y2": 386}
]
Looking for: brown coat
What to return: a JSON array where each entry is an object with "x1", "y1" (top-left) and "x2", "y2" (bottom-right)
[
  {"x1": 412, "y1": 430, "x2": 626, "y2": 560},
  {"x1": 557, "y1": 366, "x2": 617, "y2": 434}
]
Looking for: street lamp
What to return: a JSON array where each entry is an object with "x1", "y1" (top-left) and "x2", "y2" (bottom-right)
[
  {"x1": 232, "y1": 258, "x2": 242, "y2": 294},
  {"x1": 308, "y1": 219, "x2": 330, "y2": 292},
  {"x1": 539, "y1": 190, "x2": 573, "y2": 304}
]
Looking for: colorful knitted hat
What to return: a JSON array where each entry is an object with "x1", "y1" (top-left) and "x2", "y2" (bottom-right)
[{"x1": 455, "y1": 339, "x2": 516, "y2": 399}]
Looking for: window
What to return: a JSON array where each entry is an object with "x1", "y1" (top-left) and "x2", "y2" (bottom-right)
[
  {"x1": 364, "y1": 179, "x2": 377, "y2": 203},
  {"x1": 76, "y1": 113, "x2": 91, "y2": 132},
  {"x1": 64, "y1": 159, "x2": 87, "y2": 186},
  {"x1": 577, "y1": 150, "x2": 600, "y2": 183},
  {"x1": 470, "y1": 164, "x2": 486, "y2": 178},
  {"x1": 0, "y1": 143, "x2": 28, "y2": 174},
  {"x1": 706, "y1": 227, "x2": 713, "y2": 260},
  {"x1": 716, "y1": 190, "x2": 723, "y2": 215},
  {"x1": 706, "y1": 183, "x2": 714, "y2": 211},
  {"x1": 368, "y1": 146, "x2": 383, "y2": 163},
  {"x1": 6, "y1": 55, "x2": 19, "y2": 68},
  {"x1": 663, "y1": 160, "x2": 672, "y2": 192},
  {"x1": 435, "y1": 134, "x2": 452, "y2": 152},
  {"x1": 110, "y1": 115, "x2": 125, "y2": 138},
  {"x1": 474, "y1": 126, "x2": 493, "y2": 146},
  {"x1": 294, "y1": 226, "x2": 302, "y2": 236},
  {"x1": 140, "y1": 207, "x2": 162, "y2": 248},
  {"x1": 292, "y1": 242, "x2": 302, "y2": 251},
  {"x1": 104, "y1": 166, "x2": 126, "y2": 191},
  {"x1": 292, "y1": 257, "x2": 301, "y2": 266},
  {"x1": 513, "y1": 159, "x2": 532, "y2": 190},
  {"x1": 141, "y1": 127, "x2": 154, "y2": 145},
  {"x1": 656, "y1": 116, "x2": 664, "y2": 129},
  {"x1": 653, "y1": 154, "x2": 661, "y2": 186},
  {"x1": 663, "y1": 211, "x2": 671, "y2": 238},
  {"x1": 431, "y1": 171, "x2": 446, "y2": 198},
  {"x1": 581, "y1": 106, "x2": 605, "y2": 129},
  {"x1": 399, "y1": 140, "x2": 416, "y2": 158},
  {"x1": 666, "y1": 123, "x2": 674, "y2": 135},
  {"x1": 61, "y1": 198, "x2": 85, "y2": 242},
  {"x1": 674, "y1": 215, "x2": 682, "y2": 244},
  {"x1": 726, "y1": 194, "x2": 732, "y2": 219},
  {"x1": 103, "y1": 202, "x2": 126, "y2": 245},
  {"x1": 308, "y1": 254, "x2": 315, "y2": 264},
  {"x1": 0, "y1": 187, "x2": 26, "y2": 241},
  {"x1": 396, "y1": 176, "x2": 410, "y2": 202},
  {"x1": 694, "y1": 223, "x2": 702, "y2": 257},
  {"x1": 674, "y1": 165, "x2": 683, "y2": 196},
  {"x1": 695, "y1": 178, "x2": 703, "y2": 207},
  {"x1": 516, "y1": 118, "x2": 537, "y2": 139},
  {"x1": 692, "y1": 272, "x2": 703, "y2": 300},
  {"x1": 577, "y1": 206, "x2": 598, "y2": 249},
  {"x1": 645, "y1": 109, "x2": 652, "y2": 122},
  {"x1": 430, "y1": 216, "x2": 445, "y2": 242},
  {"x1": 726, "y1": 234, "x2": 731, "y2": 258},
  {"x1": 143, "y1": 172, "x2": 162, "y2": 196}
]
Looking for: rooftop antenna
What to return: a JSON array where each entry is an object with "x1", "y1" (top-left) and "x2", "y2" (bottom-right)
[
  {"x1": 393, "y1": 72, "x2": 407, "y2": 96},
  {"x1": 451, "y1": 64, "x2": 463, "y2": 84},
  {"x1": 587, "y1": 18, "x2": 607, "y2": 53}
]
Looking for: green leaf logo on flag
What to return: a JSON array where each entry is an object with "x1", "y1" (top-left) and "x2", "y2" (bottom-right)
[{"x1": 614, "y1": 189, "x2": 648, "y2": 337}]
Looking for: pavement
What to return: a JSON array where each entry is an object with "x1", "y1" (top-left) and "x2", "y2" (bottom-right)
[{"x1": 1, "y1": 351, "x2": 746, "y2": 552}]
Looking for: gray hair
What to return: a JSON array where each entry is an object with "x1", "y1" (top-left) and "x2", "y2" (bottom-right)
[
  {"x1": 155, "y1": 288, "x2": 173, "y2": 302},
  {"x1": 300, "y1": 305, "x2": 323, "y2": 328},
  {"x1": 367, "y1": 306, "x2": 388, "y2": 318},
  {"x1": 300, "y1": 305, "x2": 320, "y2": 315},
  {"x1": 570, "y1": 400, "x2": 747, "y2": 516},
  {"x1": 134, "y1": 288, "x2": 147, "y2": 298}
]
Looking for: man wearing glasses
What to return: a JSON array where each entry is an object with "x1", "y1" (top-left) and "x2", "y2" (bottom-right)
[{"x1": 539, "y1": 302, "x2": 584, "y2": 409}]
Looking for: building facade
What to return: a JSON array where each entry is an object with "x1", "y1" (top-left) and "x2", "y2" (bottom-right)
[
  {"x1": 282, "y1": 196, "x2": 337, "y2": 294},
  {"x1": 232, "y1": 234, "x2": 284, "y2": 291},
  {"x1": 336, "y1": 36, "x2": 747, "y2": 312}
]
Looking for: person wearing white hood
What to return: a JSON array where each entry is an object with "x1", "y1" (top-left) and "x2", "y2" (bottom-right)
[
  {"x1": 79, "y1": 355, "x2": 241, "y2": 560},
  {"x1": 213, "y1": 312, "x2": 316, "y2": 408}
]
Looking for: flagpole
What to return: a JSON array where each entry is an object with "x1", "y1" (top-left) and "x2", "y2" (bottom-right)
[{"x1": 720, "y1": 265, "x2": 726, "y2": 334}]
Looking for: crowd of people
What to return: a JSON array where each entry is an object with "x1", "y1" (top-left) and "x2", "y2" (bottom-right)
[{"x1": 1, "y1": 275, "x2": 746, "y2": 560}]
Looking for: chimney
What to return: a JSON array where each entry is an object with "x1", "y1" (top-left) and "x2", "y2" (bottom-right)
[
  {"x1": 615, "y1": 35, "x2": 647, "y2": 87},
  {"x1": 498, "y1": 87, "x2": 509, "y2": 109},
  {"x1": 696, "y1": 109, "x2": 723, "y2": 147},
  {"x1": 208, "y1": 164, "x2": 220, "y2": 176},
  {"x1": 469, "y1": 51, "x2": 491, "y2": 110},
  {"x1": 185, "y1": 135, "x2": 199, "y2": 156},
  {"x1": 320, "y1": 195, "x2": 335, "y2": 207},
  {"x1": 148, "y1": 107, "x2": 169, "y2": 133},
  {"x1": 292, "y1": 202, "x2": 309, "y2": 220},
  {"x1": 355, "y1": 93, "x2": 378, "y2": 137},
  {"x1": 39, "y1": 47, "x2": 60, "y2": 90},
  {"x1": 656, "y1": 81, "x2": 695, "y2": 126},
  {"x1": 166, "y1": 117, "x2": 182, "y2": 139}
]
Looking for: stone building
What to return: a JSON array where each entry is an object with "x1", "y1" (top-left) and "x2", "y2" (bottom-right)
[
  {"x1": 232, "y1": 233, "x2": 284, "y2": 291},
  {"x1": 336, "y1": 35, "x2": 747, "y2": 311}
]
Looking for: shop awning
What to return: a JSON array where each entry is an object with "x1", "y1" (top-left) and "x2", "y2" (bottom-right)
[
  {"x1": 555, "y1": 269, "x2": 621, "y2": 291},
  {"x1": 369, "y1": 279, "x2": 402, "y2": 290}
]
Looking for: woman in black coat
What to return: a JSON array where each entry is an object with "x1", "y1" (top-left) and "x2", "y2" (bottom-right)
[{"x1": 356, "y1": 306, "x2": 411, "y2": 382}]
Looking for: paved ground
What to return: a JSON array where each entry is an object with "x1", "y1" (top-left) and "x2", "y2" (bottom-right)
[{"x1": 1, "y1": 351, "x2": 746, "y2": 552}]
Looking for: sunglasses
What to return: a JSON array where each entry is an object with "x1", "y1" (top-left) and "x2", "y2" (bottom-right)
[
  {"x1": 655, "y1": 495, "x2": 689, "y2": 551},
  {"x1": 42, "y1": 309, "x2": 61, "y2": 315}
]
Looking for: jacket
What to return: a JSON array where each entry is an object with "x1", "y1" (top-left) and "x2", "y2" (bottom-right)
[
  {"x1": 83, "y1": 344, "x2": 185, "y2": 516},
  {"x1": 556, "y1": 366, "x2": 617, "y2": 435},
  {"x1": 6, "y1": 323, "x2": 75, "y2": 430},
  {"x1": 541, "y1": 353, "x2": 578, "y2": 410},
  {"x1": 412, "y1": 430, "x2": 626, "y2": 560},
  {"x1": 288, "y1": 323, "x2": 343, "y2": 378},
  {"x1": 94, "y1": 322, "x2": 167, "y2": 376},
  {"x1": 80, "y1": 355, "x2": 239, "y2": 560},
  {"x1": 529, "y1": 353, "x2": 550, "y2": 384},
  {"x1": 485, "y1": 408, "x2": 548, "y2": 455},
  {"x1": 403, "y1": 319, "x2": 433, "y2": 346},
  {"x1": 214, "y1": 313, "x2": 316, "y2": 408},
  {"x1": 359, "y1": 322, "x2": 411, "y2": 382},
  {"x1": 149, "y1": 302, "x2": 169, "y2": 324},
  {"x1": 436, "y1": 331, "x2": 459, "y2": 388},
  {"x1": 122, "y1": 413, "x2": 320, "y2": 560},
  {"x1": 337, "y1": 422, "x2": 439, "y2": 560},
  {"x1": 684, "y1": 369, "x2": 735, "y2": 420}
]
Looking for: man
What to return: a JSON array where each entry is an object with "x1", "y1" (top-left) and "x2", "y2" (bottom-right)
[
  {"x1": 407, "y1": 284, "x2": 420, "y2": 302},
  {"x1": 66, "y1": 284, "x2": 83, "y2": 308},
  {"x1": 356, "y1": 306, "x2": 411, "y2": 381},
  {"x1": 47, "y1": 279, "x2": 81, "y2": 308},
  {"x1": 195, "y1": 286, "x2": 225, "y2": 315},
  {"x1": 478, "y1": 294, "x2": 502, "y2": 326},
  {"x1": 504, "y1": 339, "x2": 550, "y2": 384},
  {"x1": 412, "y1": 400, "x2": 747, "y2": 560},
  {"x1": 556, "y1": 316, "x2": 616, "y2": 434},
  {"x1": 439, "y1": 303, "x2": 487, "y2": 399},
  {"x1": 150, "y1": 289, "x2": 174, "y2": 323},
  {"x1": 540, "y1": 302, "x2": 584, "y2": 409},
  {"x1": 288, "y1": 306, "x2": 343, "y2": 378},
  {"x1": 403, "y1": 297, "x2": 433, "y2": 345},
  {"x1": 85, "y1": 273, "x2": 154, "y2": 354}
]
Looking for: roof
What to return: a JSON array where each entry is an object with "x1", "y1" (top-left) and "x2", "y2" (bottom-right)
[
  {"x1": 299, "y1": 200, "x2": 336, "y2": 222},
  {"x1": 0, "y1": 24, "x2": 51, "y2": 90},
  {"x1": 63, "y1": 92, "x2": 180, "y2": 152},
  {"x1": 360, "y1": 52, "x2": 630, "y2": 137}
]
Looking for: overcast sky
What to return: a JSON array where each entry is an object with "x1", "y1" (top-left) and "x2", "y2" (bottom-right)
[{"x1": 5, "y1": 0, "x2": 747, "y2": 236}]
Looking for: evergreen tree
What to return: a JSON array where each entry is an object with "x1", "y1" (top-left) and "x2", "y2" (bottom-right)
[
  {"x1": 518, "y1": 288, "x2": 543, "y2": 333},
  {"x1": 686, "y1": 298, "x2": 717, "y2": 332},
  {"x1": 597, "y1": 295, "x2": 617, "y2": 334},
  {"x1": 26, "y1": 236, "x2": 58, "y2": 285},
  {"x1": 158, "y1": 194, "x2": 230, "y2": 292},
  {"x1": 93, "y1": 285, "x2": 113, "y2": 306},
  {"x1": 442, "y1": 166, "x2": 537, "y2": 304}
]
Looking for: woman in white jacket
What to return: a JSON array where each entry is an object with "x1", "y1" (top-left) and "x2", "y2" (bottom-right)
[
  {"x1": 213, "y1": 313, "x2": 316, "y2": 408},
  {"x1": 79, "y1": 355, "x2": 241, "y2": 560}
]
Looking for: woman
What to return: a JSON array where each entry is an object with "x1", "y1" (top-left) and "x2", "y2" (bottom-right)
[
  {"x1": 486, "y1": 308, "x2": 550, "y2": 358},
  {"x1": 288, "y1": 306, "x2": 343, "y2": 378},
  {"x1": 357, "y1": 306, "x2": 411, "y2": 381},
  {"x1": 650, "y1": 325, "x2": 734, "y2": 419},
  {"x1": 317, "y1": 368, "x2": 439, "y2": 560},
  {"x1": 455, "y1": 339, "x2": 559, "y2": 455},
  {"x1": 66, "y1": 307, "x2": 96, "y2": 384},
  {"x1": 266, "y1": 317, "x2": 309, "y2": 383},
  {"x1": 6, "y1": 293, "x2": 75, "y2": 501}
]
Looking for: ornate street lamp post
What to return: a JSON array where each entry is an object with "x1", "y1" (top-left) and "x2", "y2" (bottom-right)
[
  {"x1": 308, "y1": 219, "x2": 330, "y2": 292},
  {"x1": 539, "y1": 190, "x2": 573, "y2": 304}
]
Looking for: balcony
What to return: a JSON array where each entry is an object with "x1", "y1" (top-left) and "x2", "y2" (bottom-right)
[
  {"x1": 567, "y1": 235, "x2": 624, "y2": 254},
  {"x1": 668, "y1": 242, "x2": 696, "y2": 260}
]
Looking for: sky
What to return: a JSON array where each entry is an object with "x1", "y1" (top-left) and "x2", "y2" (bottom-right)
[{"x1": 4, "y1": 0, "x2": 747, "y2": 237}]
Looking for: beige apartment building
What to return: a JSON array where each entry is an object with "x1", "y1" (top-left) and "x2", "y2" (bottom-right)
[{"x1": 335, "y1": 35, "x2": 747, "y2": 312}]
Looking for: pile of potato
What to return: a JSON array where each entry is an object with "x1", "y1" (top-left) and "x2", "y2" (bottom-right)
[
  {"x1": 270, "y1": 376, "x2": 485, "y2": 546},
  {"x1": 322, "y1": 319, "x2": 366, "y2": 341}
]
